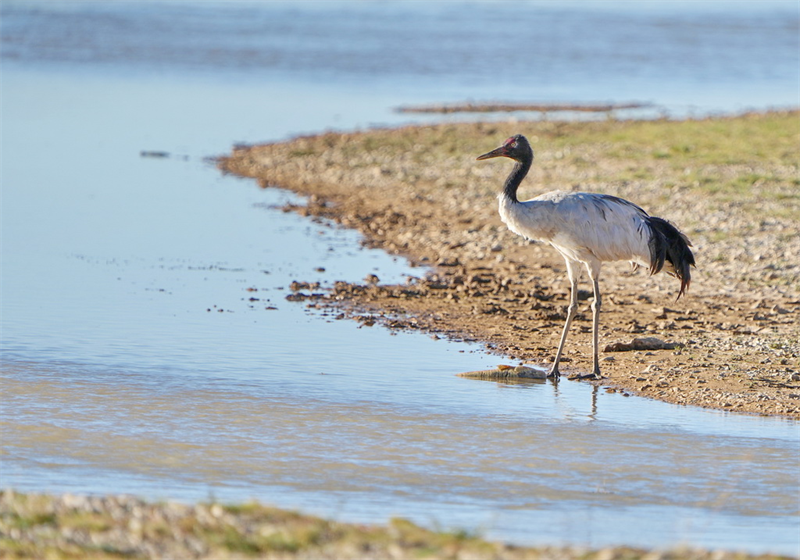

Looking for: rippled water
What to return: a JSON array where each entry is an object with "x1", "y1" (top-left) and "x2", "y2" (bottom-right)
[{"x1": 2, "y1": 1, "x2": 799, "y2": 555}]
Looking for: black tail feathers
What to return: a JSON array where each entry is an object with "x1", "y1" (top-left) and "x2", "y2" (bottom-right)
[{"x1": 646, "y1": 216, "x2": 695, "y2": 300}]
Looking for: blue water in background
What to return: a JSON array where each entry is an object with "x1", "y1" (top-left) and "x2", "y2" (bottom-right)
[
  {"x1": 3, "y1": 0, "x2": 798, "y2": 116},
  {"x1": 1, "y1": 1, "x2": 799, "y2": 555}
]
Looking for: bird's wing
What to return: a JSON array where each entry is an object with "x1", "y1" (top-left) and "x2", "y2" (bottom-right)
[{"x1": 526, "y1": 192, "x2": 653, "y2": 265}]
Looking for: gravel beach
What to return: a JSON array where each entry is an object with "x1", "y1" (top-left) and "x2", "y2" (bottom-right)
[
  {"x1": 219, "y1": 111, "x2": 800, "y2": 418},
  {"x1": 2, "y1": 490, "x2": 795, "y2": 560}
]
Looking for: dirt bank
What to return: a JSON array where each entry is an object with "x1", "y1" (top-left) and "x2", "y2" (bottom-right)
[{"x1": 219, "y1": 112, "x2": 800, "y2": 418}]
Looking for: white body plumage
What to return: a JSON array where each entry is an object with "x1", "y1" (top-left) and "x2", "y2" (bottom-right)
[{"x1": 498, "y1": 190, "x2": 653, "y2": 271}]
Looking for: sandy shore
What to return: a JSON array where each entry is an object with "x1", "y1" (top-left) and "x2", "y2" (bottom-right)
[
  {"x1": 219, "y1": 112, "x2": 800, "y2": 418},
  {"x1": 2, "y1": 490, "x2": 794, "y2": 560}
]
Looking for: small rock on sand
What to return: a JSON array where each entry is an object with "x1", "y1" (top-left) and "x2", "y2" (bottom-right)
[{"x1": 604, "y1": 337, "x2": 677, "y2": 352}]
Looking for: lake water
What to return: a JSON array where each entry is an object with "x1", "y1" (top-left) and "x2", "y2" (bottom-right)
[{"x1": 1, "y1": 1, "x2": 799, "y2": 555}]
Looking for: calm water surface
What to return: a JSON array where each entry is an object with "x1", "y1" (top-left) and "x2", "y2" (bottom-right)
[{"x1": 1, "y1": 1, "x2": 799, "y2": 555}]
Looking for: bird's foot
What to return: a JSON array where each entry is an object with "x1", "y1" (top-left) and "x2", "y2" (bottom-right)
[{"x1": 546, "y1": 366, "x2": 560, "y2": 379}]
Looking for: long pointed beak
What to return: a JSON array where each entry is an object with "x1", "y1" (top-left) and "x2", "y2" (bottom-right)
[{"x1": 476, "y1": 146, "x2": 506, "y2": 160}]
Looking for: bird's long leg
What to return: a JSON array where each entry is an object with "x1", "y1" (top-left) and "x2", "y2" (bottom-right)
[
  {"x1": 587, "y1": 262, "x2": 602, "y2": 378},
  {"x1": 549, "y1": 260, "x2": 580, "y2": 378}
]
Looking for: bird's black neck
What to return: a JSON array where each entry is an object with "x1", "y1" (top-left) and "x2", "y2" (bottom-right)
[{"x1": 503, "y1": 156, "x2": 532, "y2": 204}]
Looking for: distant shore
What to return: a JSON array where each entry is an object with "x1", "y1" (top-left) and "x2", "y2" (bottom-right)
[
  {"x1": 3, "y1": 490, "x2": 795, "y2": 559},
  {"x1": 218, "y1": 110, "x2": 800, "y2": 418},
  {"x1": 395, "y1": 101, "x2": 651, "y2": 114}
]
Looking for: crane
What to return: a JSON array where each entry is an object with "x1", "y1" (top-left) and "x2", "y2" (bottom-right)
[{"x1": 477, "y1": 134, "x2": 695, "y2": 379}]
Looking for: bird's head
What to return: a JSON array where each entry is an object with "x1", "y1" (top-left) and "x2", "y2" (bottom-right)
[{"x1": 476, "y1": 134, "x2": 533, "y2": 162}]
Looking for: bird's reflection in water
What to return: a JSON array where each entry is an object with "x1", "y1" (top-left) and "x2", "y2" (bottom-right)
[{"x1": 465, "y1": 373, "x2": 602, "y2": 421}]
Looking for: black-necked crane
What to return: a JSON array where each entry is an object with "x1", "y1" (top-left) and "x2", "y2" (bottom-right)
[{"x1": 477, "y1": 134, "x2": 695, "y2": 379}]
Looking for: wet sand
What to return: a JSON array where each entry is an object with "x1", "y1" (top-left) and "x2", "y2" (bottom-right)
[{"x1": 219, "y1": 111, "x2": 800, "y2": 418}]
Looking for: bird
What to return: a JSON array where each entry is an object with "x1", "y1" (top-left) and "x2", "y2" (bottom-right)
[{"x1": 477, "y1": 134, "x2": 695, "y2": 379}]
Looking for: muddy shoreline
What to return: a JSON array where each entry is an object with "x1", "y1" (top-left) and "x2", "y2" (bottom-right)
[
  {"x1": 219, "y1": 112, "x2": 800, "y2": 418},
  {"x1": 395, "y1": 101, "x2": 650, "y2": 114}
]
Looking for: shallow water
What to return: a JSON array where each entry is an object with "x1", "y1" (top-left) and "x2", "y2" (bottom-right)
[{"x1": 2, "y1": 1, "x2": 799, "y2": 555}]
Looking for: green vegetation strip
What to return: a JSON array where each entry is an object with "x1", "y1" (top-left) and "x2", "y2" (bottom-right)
[{"x1": 1, "y1": 491, "x2": 795, "y2": 560}]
